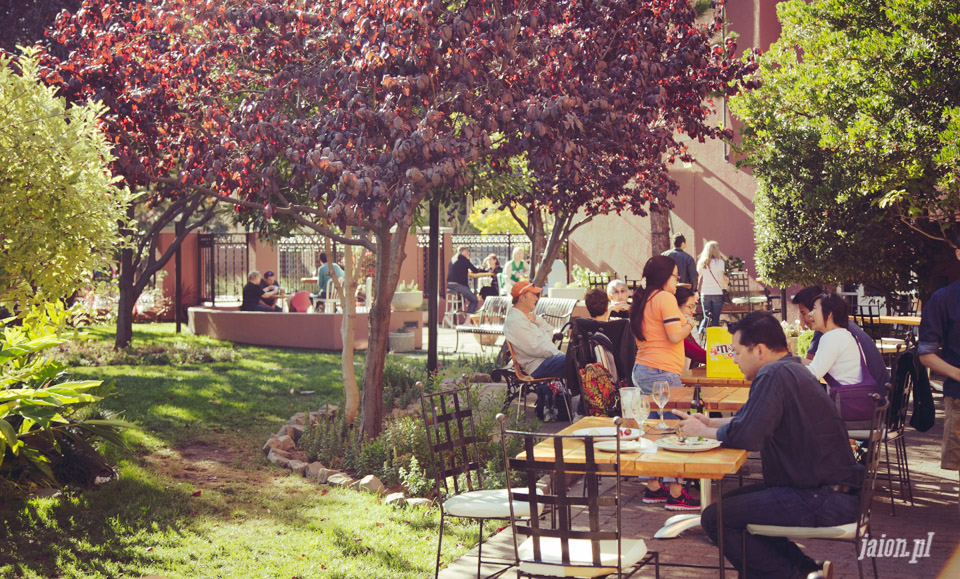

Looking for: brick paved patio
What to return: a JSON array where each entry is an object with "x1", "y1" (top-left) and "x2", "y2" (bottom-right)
[{"x1": 435, "y1": 366, "x2": 959, "y2": 578}]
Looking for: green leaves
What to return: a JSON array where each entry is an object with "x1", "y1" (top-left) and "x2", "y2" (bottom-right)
[
  {"x1": 731, "y1": 0, "x2": 958, "y2": 292},
  {"x1": 0, "y1": 47, "x2": 131, "y2": 309}
]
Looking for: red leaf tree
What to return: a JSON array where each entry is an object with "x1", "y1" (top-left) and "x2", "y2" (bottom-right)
[
  {"x1": 480, "y1": 0, "x2": 758, "y2": 283},
  {"x1": 33, "y1": 0, "x2": 229, "y2": 348}
]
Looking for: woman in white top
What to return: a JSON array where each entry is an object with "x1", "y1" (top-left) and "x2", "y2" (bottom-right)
[
  {"x1": 506, "y1": 247, "x2": 528, "y2": 287},
  {"x1": 805, "y1": 292, "x2": 864, "y2": 385},
  {"x1": 695, "y1": 241, "x2": 726, "y2": 334}
]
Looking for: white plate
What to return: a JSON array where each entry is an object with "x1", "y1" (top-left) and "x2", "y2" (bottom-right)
[
  {"x1": 593, "y1": 439, "x2": 657, "y2": 453},
  {"x1": 571, "y1": 426, "x2": 640, "y2": 441},
  {"x1": 655, "y1": 435, "x2": 722, "y2": 453}
]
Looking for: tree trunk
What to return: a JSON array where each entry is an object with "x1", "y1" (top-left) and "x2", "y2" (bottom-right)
[
  {"x1": 359, "y1": 225, "x2": 408, "y2": 440},
  {"x1": 338, "y1": 227, "x2": 360, "y2": 424},
  {"x1": 528, "y1": 209, "x2": 546, "y2": 279},
  {"x1": 651, "y1": 208, "x2": 670, "y2": 257}
]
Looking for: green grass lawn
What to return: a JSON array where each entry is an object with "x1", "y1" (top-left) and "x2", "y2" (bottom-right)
[{"x1": 0, "y1": 324, "x2": 487, "y2": 578}]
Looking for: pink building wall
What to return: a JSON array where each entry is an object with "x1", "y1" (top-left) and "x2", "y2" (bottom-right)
[{"x1": 570, "y1": 0, "x2": 783, "y2": 282}]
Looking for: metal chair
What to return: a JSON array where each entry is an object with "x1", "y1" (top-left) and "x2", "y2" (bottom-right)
[
  {"x1": 442, "y1": 291, "x2": 465, "y2": 329},
  {"x1": 505, "y1": 342, "x2": 571, "y2": 422},
  {"x1": 857, "y1": 305, "x2": 907, "y2": 366},
  {"x1": 849, "y1": 350, "x2": 916, "y2": 514},
  {"x1": 497, "y1": 414, "x2": 659, "y2": 579},
  {"x1": 419, "y1": 380, "x2": 536, "y2": 579},
  {"x1": 743, "y1": 394, "x2": 889, "y2": 579}
]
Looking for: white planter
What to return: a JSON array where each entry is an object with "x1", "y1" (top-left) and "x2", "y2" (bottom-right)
[
  {"x1": 391, "y1": 290, "x2": 423, "y2": 311},
  {"x1": 548, "y1": 287, "x2": 585, "y2": 300},
  {"x1": 388, "y1": 331, "x2": 416, "y2": 352}
]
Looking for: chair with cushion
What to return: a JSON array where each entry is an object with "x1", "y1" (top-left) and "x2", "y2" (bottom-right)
[
  {"x1": 288, "y1": 291, "x2": 312, "y2": 313},
  {"x1": 497, "y1": 414, "x2": 659, "y2": 579},
  {"x1": 743, "y1": 394, "x2": 889, "y2": 579},
  {"x1": 419, "y1": 380, "x2": 538, "y2": 579},
  {"x1": 505, "y1": 342, "x2": 572, "y2": 422}
]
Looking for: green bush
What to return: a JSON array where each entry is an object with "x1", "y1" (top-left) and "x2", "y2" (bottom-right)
[
  {"x1": 53, "y1": 339, "x2": 239, "y2": 367},
  {"x1": 1, "y1": 303, "x2": 131, "y2": 492}
]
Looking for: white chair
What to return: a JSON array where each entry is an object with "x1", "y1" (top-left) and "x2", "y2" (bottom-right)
[
  {"x1": 322, "y1": 279, "x2": 340, "y2": 313},
  {"x1": 742, "y1": 394, "x2": 889, "y2": 579},
  {"x1": 442, "y1": 291, "x2": 464, "y2": 328}
]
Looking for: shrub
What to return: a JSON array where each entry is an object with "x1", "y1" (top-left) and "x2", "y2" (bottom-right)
[{"x1": 1, "y1": 303, "x2": 131, "y2": 492}]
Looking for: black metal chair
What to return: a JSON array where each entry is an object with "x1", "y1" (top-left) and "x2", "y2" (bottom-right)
[
  {"x1": 497, "y1": 415, "x2": 659, "y2": 579},
  {"x1": 743, "y1": 394, "x2": 889, "y2": 579},
  {"x1": 857, "y1": 304, "x2": 907, "y2": 366},
  {"x1": 419, "y1": 380, "x2": 536, "y2": 579},
  {"x1": 849, "y1": 350, "x2": 916, "y2": 514}
]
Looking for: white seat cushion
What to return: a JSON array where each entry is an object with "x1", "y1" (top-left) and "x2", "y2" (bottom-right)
[
  {"x1": 746, "y1": 522, "x2": 858, "y2": 540},
  {"x1": 517, "y1": 536, "x2": 648, "y2": 577},
  {"x1": 443, "y1": 488, "x2": 542, "y2": 519}
]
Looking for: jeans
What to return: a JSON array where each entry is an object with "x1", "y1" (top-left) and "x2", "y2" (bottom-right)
[
  {"x1": 446, "y1": 282, "x2": 478, "y2": 313},
  {"x1": 532, "y1": 353, "x2": 567, "y2": 379},
  {"x1": 699, "y1": 293, "x2": 724, "y2": 334},
  {"x1": 631, "y1": 364, "x2": 681, "y2": 394},
  {"x1": 701, "y1": 483, "x2": 859, "y2": 578}
]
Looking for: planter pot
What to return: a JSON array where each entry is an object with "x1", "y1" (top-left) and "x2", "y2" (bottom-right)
[
  {"x1": 391, "y1": 290, "x2": 423, "y2": 311},
  {"x1": 548, "y1": 287, "x2": 585, "y2": 301},
  {"x1": 388, "y1": 331, "x2": 416, "y2": 352},
  {"x1": 474, "y1": 333, "x2": 498, "y2": 347}
]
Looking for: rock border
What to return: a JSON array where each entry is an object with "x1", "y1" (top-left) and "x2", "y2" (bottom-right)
[{"x1": 262, "y1": 404, "x2": 431, "y2": 507}]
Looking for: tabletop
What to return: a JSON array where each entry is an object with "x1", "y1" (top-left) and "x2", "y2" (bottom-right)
[
  {"x1": 852, "y1": 314, "x2": 921, "y2": 326},
  {"x1": 665, "y1": 386, "x2": 749, "y2": 412},
  {"x1": 526, "y1": 416, "x2": 747, "y2": 480},
  {"x1": 681, "y1": 366, "x2": 751, "y2": 388}
]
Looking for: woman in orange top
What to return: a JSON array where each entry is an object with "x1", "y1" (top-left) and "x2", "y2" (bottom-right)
[
  {"x1": 629, "y1": 255, "x2": 697, "y2": 393},
  {"x1": 629, "y1": 255, "x2": 699, "y2": 510}
]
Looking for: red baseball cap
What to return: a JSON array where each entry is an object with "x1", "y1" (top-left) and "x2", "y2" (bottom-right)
[{"x1": 511, "y1": 280, "x2": 542, "y2": 298}]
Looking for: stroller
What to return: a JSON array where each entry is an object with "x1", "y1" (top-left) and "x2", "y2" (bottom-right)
[{"x1": 564, "y1": 317, "x2": 637, "y2": 416}]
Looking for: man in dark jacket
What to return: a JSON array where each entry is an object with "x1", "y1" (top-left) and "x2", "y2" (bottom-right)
[
  {"x1": 919, "y1": 236, "x2": 960, "y2": 513},
  {"x1": 446, "y1": 246, "x2": 481, "y2": 313},
  {"x1": 661, "y1": 234, "x2": 698, "y2": 287},
  {"x1": 679, "y1": 312, "x2": 861, "y2": 578}
]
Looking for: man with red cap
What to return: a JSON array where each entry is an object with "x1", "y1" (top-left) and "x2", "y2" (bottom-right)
[{"x1": 504, "y1": 280, "x2": 566, "y2": 379}]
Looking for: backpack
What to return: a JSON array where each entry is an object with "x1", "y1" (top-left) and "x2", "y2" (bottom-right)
[{"x1": 578, "y1": 332, "x2": 623, "y2": 417}]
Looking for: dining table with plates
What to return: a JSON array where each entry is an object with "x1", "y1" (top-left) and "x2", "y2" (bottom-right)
[{"x1": 522, "y1": 415, "x2": 748, "y2": 577}]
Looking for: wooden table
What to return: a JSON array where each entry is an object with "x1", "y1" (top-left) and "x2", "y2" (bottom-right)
[
  {"x1": 528, "y1": 416, "x2": 748, "y2": 577},
  {"x1": 300, "y1": 276, "x2": 319, "y2": 284},
  {"x1": 681, "y1": 366, "x2": 751, "y2": 388},
  {"x1": 853, "y1": 314, "x2": 921, "y2": 326},
  {"x1": 666, "y1": 386, "x2": 749, "y2": 412}
]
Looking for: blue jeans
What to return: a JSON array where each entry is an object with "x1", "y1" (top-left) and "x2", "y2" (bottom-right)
[
  {"x1": 699, "y1": 294, "x2": 724, "y2": 334},
  {"x1": 701, "y1": 483, "x2": 859, "y2": 578},
  {"x1": 532, "y1": 353, "x2": 567, "y2": 379},
  {"x1": 446, "y1": 282, "x2": 478, "y2": 313}
]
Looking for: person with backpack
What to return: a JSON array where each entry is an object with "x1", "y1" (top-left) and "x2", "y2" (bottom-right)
[{"x1": 630, "y1": 255, "x2": 700, "y2": 510}]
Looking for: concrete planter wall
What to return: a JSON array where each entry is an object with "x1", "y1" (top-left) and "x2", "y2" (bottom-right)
[
  {"x1": 391, "y1": 290, "x2": 423, "y2": 311},
  {"x1": 388, "y1": 331, "x2": 416, "y2": 352}
]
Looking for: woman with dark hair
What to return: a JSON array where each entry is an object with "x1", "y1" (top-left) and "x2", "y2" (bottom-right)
[
  {"x1": 676, "y1": 286, "x2": 706, "y2": 366},
  {"x1": 805, "y1": 293, "x2": 883, "y2": 423},
  {"x1": 630, "y1": 256, "x2": 699, "y2": 510}
]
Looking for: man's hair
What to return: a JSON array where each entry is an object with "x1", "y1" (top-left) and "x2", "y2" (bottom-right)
[
  {"x1": 584, "y1": 289, "x2": 609, "y2": 318},
  {"x1": 458, "y1": 246, "x2": 469, "y2": 254},
  {"x1": 673, "y1": 234, "x2": 686, "y2": 248},
  {"x1": 319, "y1": 252, "x2": 328, "y2": 263},
  {"x1": 815, "y1": 292, "x2": 849, "y2": 328},
  {"x1": 727, "y1": 311, "x2": 788, "y2": 352},
  {"x1": 247, "y1": 270, "x2": 261, "y2": 282},
  {"x1": 790, "y1": 286, "x2": 823, "y2": 310}
]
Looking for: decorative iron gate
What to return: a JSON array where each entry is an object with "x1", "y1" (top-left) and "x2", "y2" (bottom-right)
[
  {"x1": 198, "y1": 233, "x2": 249, "y2": 304},
  {"x1": 278, "y1": 234, "x2": 341, "y2": 293}
]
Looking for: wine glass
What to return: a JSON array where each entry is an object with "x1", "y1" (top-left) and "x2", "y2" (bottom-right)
[
  {"x1": 651, "y1": 380, "x2": 671, "y2": 431},
  {"x1": 632, "y1": 394, "x2": 651, "y2": 437}
]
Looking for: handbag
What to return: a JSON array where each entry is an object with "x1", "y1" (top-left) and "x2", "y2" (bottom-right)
[
  {"x1": 707, "y1": 266, "x2": 731, "y2": 303},
  {"x1": 823, "y1": 339, "x2": 883, "y2": 422}
]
